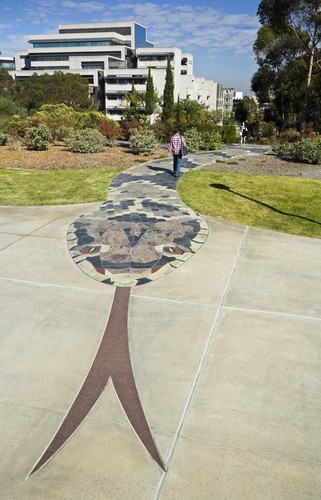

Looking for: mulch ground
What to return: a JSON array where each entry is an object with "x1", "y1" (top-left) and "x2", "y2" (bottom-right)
[
  {"x1": 0, "y1": 144, "x2": 167, "y2": 171},
  {"x1": 200, "y1": 151, "x2": 321, "y2": 179}
]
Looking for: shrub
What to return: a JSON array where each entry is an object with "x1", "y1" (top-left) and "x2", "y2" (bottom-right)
[
  {"x1": 222, "y1": 125, "x2": 238, "y2": 144},
  {"x1": 259, "y1": 121, "x2": 275, "y2": 141},
  {"x1": 0, "y1": 97, "x2": 25, "y2": 117},
  {"x1": 65, "y1": 128, "x2": 106, "y2": 153},
  {"x1": 129, "y1": 128, "x2": 159, "y2": 155},
  {"x1": 279, "y1": 128, "x2": 301, "y2": 143},
  {"x1": 200, "y1": 130, "x2": 222, "y2": 151},
  {"x1": 120, "y1": 118, "x2": 141, "y2": 140},
  {"x1": 7, "y1": 128, "x2": 22, "y2": 150},
  {"x1": 273, "y1": 138, "x2": 321, "y2": 164},
  {"x1": 23, "y1": 125, "x2": 53, "y2": 151},
  {"x1": 184, "y1": 128, "x2": 203, "y2": 152},
  {"x1": 97, "y1": 118, "x2": 121, "y2": 147},
  {"x1": 7, "y1": 115, "x2": 28, "y2": 138},
  {"x1": 55, "y1": 125, "x2": 73, "y2": 141},
  {"x1": 272, "y1": 142, "x2": 293, "y2": 158},
  {"x1": 78, "y1": 110, "x2": 107, "y2": 129},
  {"x1": 292, "y1": 138, "x2": 321, "y2": 164},
  {"x1": 300, "y1": 123, "x2": 316, "y2": 139},
  {"x1": 0, "y1": 132, "x2": 8, "y2": 145},
  {"x1": 152, "y1": 122, "x2": 166, "y2": 142},
  {"x1": 259, "y1": 137, "x2": 274, "y2": 145},
  {"x1": 34, "y1": 104, "x2": 78, "y2": 139},
  {"x1": 7, "y1": 137, "x2": 21, "y2": 150}
]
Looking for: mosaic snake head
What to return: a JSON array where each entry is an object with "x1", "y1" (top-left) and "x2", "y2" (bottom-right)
[
  {"x1": 67, "y1": 162, "x2": 208, "y2": 287},
  {"x1": 68, "y1": 213, "x2": 208, "y2": 287}
]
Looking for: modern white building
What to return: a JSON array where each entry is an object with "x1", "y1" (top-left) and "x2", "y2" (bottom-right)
[
  {"x1": 9, "y1": 22, "x2": 224, "y2": 119},
  {"x1": 0, "y1": 51, "x2": 15, "y2": 70},
  {"x1": 223, "y1": 88, "x2": 244, "y2": 113}
]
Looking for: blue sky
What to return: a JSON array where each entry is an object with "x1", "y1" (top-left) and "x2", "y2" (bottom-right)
[{"x1": 0, "y1": 0, "x2": 261, "y2": 95}]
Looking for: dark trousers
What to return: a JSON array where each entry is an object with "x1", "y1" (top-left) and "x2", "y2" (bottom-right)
[{"x1": 173, "y1": 153, "x2": 182, "y2": 176}]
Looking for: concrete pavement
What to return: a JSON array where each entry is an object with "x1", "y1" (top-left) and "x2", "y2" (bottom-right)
[{"x1": 1, "y1": 151, "x2": 321, "y2": 499}]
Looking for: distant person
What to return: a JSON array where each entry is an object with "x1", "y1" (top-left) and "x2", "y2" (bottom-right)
[
  {"x1": 168, "y1": 128, "x2": 187, "y2": 177},
  {"x1": 240, "y1": 122, "x2": 248, "y2": 146}
]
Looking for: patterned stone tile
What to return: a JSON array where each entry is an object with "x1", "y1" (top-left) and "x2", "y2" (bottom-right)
[{"x1": 67, "y1": 159, "x2": 209, "y2": 287}]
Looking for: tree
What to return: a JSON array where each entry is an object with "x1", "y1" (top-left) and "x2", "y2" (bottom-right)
[
  {"x1": 15, "y1": 72, "x2": 94, "y2": 111},
  {"x1": 253, "y1": 0, "x2": 321, "y2": 130},
  {"x1": 257, "y1": 0, "x2": 321, "y2": 88},
  {"x1": 251, "y1": 64, "x2": 277, "y2": 104},
  {"x1": 145, "y1": 68, "x2": 156, "y2": 116},
  {"x1": 0, "y1": 68, "x2": 15, "y2": 97},
  {"x1": 176, "y1": 99, "x2": 206, "y2": 128},
  {"x1": 33, "y1": 104, "x2": 78, "y2": 139},
  {"x1": 122, "y1": 83, "x2": 145, "y2": 122},
  {"x1": 0, "y1": 97, "x2": 24, "y2": 117},
  {"x1": 162, "y1": 57, "x2": 174, "y2": 121},
  {"x1": 210, "y1": 109, "x2": 224, "y2": 125},
  {"x1": 234, "y1": 97, "x2": 259, "y2": 124}
]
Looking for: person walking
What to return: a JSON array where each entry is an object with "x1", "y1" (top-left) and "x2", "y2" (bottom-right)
[
  {"x1": 168, "y1": 128, "x2": 187, "y2": 177},
  {"x1": 240, "y1": 122, "x2": 248, "y2": 146}
]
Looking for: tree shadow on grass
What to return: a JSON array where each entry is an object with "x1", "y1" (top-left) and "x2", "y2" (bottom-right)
[{"x1": 211, "y1": 183, "x2": 321, "y2": 226}]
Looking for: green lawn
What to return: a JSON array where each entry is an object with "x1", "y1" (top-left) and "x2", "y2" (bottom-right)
[
  {"x1": 178, "y1": 171, "x2": 321, "y2": 239},
  {"x1": 0, "y1": 168, "x2": 123, "y2": 206},
  {"x1": 1, "y1": 167, "x2": 320, "y2": 239}
]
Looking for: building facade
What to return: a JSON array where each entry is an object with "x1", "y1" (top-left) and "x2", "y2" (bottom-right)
[
  {"x1": 223, "y1": 88, "x2": 244, "y2": 113},
  {"x1": 0, "y1": 51, "x2": 15, "y2": 70},
  {"x1": 8, "y1": 22, "x2": 223, "y2": 119}
]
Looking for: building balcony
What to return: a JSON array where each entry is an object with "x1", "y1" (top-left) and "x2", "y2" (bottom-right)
[
  {"x1": 105, "y1": 84, "x2": 146, "y2": 92},
  {"x1": 105, "y1": 103, "x2": 126, "y2": 110}
]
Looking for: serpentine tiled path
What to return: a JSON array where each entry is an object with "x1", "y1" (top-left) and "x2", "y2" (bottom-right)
[
  {"x1": 31, "y1": 153, "x2": 213, "y2": 474},
  {"x1": 30, "y1": 145, "x2": 274, "y2": 475}
]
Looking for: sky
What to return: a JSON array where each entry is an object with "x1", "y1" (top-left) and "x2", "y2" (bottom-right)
[{"x1": 0, "y1": 0, "x2": 262, "y2": 96}]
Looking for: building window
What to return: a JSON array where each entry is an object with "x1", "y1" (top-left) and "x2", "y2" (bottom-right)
[
  {"x1": 138, "y1": 54, "x2": 173, "y2": 62},
  {"x1": 82, "y1": 62, "x2": 105, "y2": 69},
  {"x1": 106, "y1": 77, "x2": 147, "y2": 85},
  {"x1": 83, "y1": 76, "x2": 94, "y2": 84},
  {"x1": 106, "y1": 94, "x2": 124, "y2": 100},
  {"x1": 0, "y1": 61, "x2": 15, "y2": 69},
  {"x1": 31, "y1": 66, "x2": 70, "y2": 70},
  {"x1": 30, "y1": 55, "x2": 69, "y2": 61},
  {"x1": 33, "y1": 41, "x2": 121, "y2": 48},
  {"x1": 107, "y1": 109, "x2": 125, "y2": 115},
  {"x1": 135, "y1": 25, "x2": 147, "y2": 48},
  {"x1": 60, "y1": 27, "x2": 131, "y2": 35}
]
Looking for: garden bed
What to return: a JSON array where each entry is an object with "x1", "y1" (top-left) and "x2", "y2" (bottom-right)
[{"x1": 0, "y1": 143, "x2": 167, "y2": 170}]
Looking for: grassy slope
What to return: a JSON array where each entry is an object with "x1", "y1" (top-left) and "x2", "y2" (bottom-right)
[
  {"x1": 0, "y1": 168, "x2": 123, "y2": 206},
  {"x1": 178, "y1": 171, "x2": 321, "y2": 239}
]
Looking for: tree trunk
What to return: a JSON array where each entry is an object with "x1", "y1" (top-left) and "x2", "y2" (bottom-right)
[{"x1": 307, "y1": 47, "x2": 315, "y2": 87}]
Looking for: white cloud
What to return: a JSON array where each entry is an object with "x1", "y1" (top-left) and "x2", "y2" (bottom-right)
[
  {"x1": 61, "y1": 1, "x2": 105, "y2": 12},
  {"x1": 1, "y1": 0, "x2": 259, "y2": 62},
  {"x1": 104, "y1": 2, "x2": 260, "y2": 57},
  {"x1": 1, "y1": 34, "x2": 29, "y2": 55}
]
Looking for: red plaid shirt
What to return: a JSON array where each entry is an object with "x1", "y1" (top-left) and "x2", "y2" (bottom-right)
[{"x1": 168, "y1": 133, "x2": 187, "y2": 155}]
